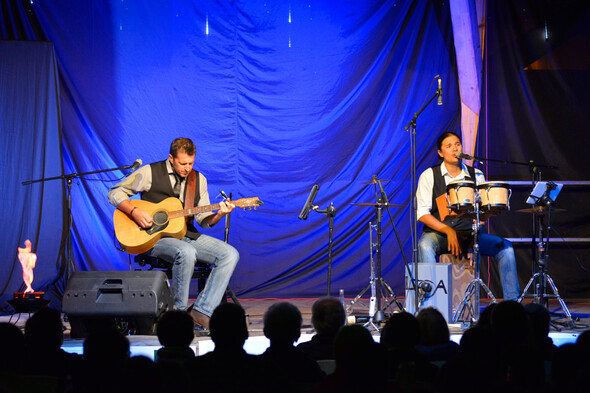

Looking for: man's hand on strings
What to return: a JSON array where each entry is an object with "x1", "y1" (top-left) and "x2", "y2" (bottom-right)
[{"x1": 131, "y1": 208, "x2": 153, "y2": 229}]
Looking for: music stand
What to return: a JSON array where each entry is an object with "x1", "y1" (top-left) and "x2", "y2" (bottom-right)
[{"x1": 518, "y1": 182, "x2": 575, "y2": 328}]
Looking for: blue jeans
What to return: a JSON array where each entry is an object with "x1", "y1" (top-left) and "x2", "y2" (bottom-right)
[
  {"x1": 417, "y1": 230, "x2": 520, "y2": 300},
  {"x1": 146, "y1": 234, "x2": 239, "y2": 315}
]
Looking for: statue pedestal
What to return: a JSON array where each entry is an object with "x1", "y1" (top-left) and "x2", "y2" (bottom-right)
[{"x1": 8, "y1": 292, "x2": 50, "y2": 314}]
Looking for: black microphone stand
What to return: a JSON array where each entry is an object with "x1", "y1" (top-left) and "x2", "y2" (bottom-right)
[
  {"x1": 22, "y1": 162, "x2": 139, "y2": 286},
  {"x1": 219, "y1": 190, "x2": 241, "y2": 306},
  {"x1": 403, "y1": 88, "x2": 441, "y2": 314},
  {"x1": 313, "y1": 203, "x2": 337, "y2": 296}
]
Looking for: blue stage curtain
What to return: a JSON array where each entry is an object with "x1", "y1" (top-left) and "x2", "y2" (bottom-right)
[
  {"x1": 0, "y1": 41, "x2": 65, "y2": 311},
  {"x1": 1, "y1": 0, "x2": 463, "y2": 305}
]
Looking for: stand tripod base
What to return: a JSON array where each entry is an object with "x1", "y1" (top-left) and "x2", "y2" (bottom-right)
[
  {"x1": 518, "y1": 272, "x2": 576, "y2": 329},
  {"x1": 452, "y1": 278, "x2": 497, "y2": 324},
  {"x1": 347, "y1": 278, "x2": 404, "y2": 329}
]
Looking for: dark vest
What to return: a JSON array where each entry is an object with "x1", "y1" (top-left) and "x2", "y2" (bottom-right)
[
  {"x1": 423, "y1": 163, "x2": 475, "y2": 233},
  {"x1": 141, "y1": 160, "x2": 202, "y2": 240}
]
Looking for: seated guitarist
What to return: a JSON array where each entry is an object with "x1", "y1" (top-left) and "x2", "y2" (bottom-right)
[{"x1": 108, "y1": 137, "x2": 239, "y2": 329}]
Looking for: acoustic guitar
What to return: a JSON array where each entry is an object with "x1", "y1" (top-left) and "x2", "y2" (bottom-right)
[{"x1": 113, "y1": 196, "x2": 263, "y2": 254}]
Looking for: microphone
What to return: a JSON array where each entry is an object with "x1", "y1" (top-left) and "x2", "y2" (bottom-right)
[
  {"x1": 437, "y1": 76, "x2": 442, "y2": 106},
  {"x1": 418, "y1": 280, "x2": 433, "y2": 294},
  {"x1": 455, "y1": 152, "x2": 474, "y2": 160},
  {"x1": 298, "y1": 184, "x2": 320, "y2": 220},
  {"x1": 125, "y1": 159, "x2": 142, "y2": 176}
]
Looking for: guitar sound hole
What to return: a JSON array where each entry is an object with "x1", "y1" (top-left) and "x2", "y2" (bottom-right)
[{"x1": 152, "y1": 211, "x2": 169, "y2": 226}]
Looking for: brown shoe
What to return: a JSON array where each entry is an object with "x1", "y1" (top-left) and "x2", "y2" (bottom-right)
[{"x1": 190, "y1": 309, "x2": 210, "y2": 329}]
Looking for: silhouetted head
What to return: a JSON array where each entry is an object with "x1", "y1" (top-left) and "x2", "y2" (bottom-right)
[
  {"x1": 0, "y1": 322, "x2": 25, "y2": 371},
  {"x1": 311, "y1": 297, "x2": 346, "y2": 336},
  {"x1": 25, "y1": 307, "x2": 64, "y2": 351},
  {"x1": 84, "y1": 327, "x2": 130, "y2": 365},
  {"x1": 416, "y1": 306, "x2": 450, "y2": 346},
  {"x1": 334, "y1": 324, "x2": 387, "y2": 383},
  {"x1": 156, "y1": 310, "x2": 194, "y2": 348},
  {"x1": 491, "y1": 300, "x2": 532, "y2": 355},
  {"x1": 524, "y1": 302, "x2": 551, "y2": 339},
  {"x1": 210, "y1": 302, "x2": 249, "y2": 349},
  {"x1": 576, "y1": 329, "x2": 590, "y2": 350},
  {"x1": 476, "y1": 303, "x2": 497, "y2": 328},
  {"x1": 380, "y1": 311, "x2": 420, "y2": 349},
  {"x1": 263, "y1": 302, "x2": 302, "y2": 345}
]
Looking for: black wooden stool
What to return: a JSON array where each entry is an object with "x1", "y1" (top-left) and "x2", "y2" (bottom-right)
[
  {"x1": 134, "y1": 254, "x2": 212, "y2": 293},
  {"x1": 133, "y1": 254, "x2": 241, "y2": 306}
]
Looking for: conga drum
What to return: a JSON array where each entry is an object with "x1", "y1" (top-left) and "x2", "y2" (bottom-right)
[
  {"x1": 446, "y1": 180, "x2": 476, "y2": 212},
  {"x1": 477, "y1": 181, "x2": 511, "y2": 213}
]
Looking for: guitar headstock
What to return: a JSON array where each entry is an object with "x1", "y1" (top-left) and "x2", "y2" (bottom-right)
[{"x1": 233, "y1": 197, "x2": 264, "y2": 210}]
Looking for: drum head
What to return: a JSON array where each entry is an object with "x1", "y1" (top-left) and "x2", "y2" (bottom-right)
[
  {"x1": 446, "y1": 180, "x2": 475, "y2": 190},
  {"x1": 477, "y1": 181, "x2": 509, "y2": 189}
]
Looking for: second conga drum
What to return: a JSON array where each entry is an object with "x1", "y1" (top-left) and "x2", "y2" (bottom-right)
[
  {"x1": 477, "y1": 181, "x2": 511, "y2": 213},
  {"x1": 446, "y1": 180, "x2": 476, "y2": 212}
]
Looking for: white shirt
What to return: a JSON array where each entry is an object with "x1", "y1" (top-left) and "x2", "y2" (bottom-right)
[{"x1": 416, "y1": 162, "x2": 485, "y2": 221}]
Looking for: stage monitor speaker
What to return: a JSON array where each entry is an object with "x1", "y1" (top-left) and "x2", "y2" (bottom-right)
[
  {"x1": 62, "y1": 270, "x2": 173, "y2": 338},
  {"x1": 404, "y1": 263, "x2": 453, "y2": 322}
]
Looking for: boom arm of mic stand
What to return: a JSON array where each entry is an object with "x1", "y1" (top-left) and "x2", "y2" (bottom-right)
[
  {"x1": 22, "y1": 163, "x2": 137, "y2": 185},
  {"x1": 403, "y1": 92, "x2": 439, "y2": 132},
  {"x1": 465, "y1": 155, "x2": 558, "y2": 171}
]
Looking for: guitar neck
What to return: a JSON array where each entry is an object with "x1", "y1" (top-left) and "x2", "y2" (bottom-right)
[{"x1": 168, "y1": 203, "x2": 222, "y2": 219}]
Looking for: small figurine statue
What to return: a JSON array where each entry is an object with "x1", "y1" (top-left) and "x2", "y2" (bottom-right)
[{"x1": 17, "y1": 239, "x2": 37, "y2": 294}]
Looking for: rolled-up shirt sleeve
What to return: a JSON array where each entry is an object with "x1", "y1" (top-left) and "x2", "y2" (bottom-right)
[
  {"x1": 194, "y1": 172, "x2": 214, "y2": 228},
  {"x1": 107, "y1": 165, "x2": 152, "y2": 207},
  {"x1": 416, "y1": 168, "x2": 434, "y2": 221}
]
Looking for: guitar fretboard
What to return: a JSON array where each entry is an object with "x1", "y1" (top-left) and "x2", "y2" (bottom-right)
[{"x1": 167, "y1": 204, "x2": 222, "y2": 219}]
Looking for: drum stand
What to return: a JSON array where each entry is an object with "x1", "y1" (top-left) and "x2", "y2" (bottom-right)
[
  {"x1": 518, "y1": 208, "x2": 576, "y2": 328},
  {"x1": 452, "y1": 195, "x2": 497, "y2": 324},
  {"x1": 348, "y1": 199, "x2": 404, "y2": 327}
]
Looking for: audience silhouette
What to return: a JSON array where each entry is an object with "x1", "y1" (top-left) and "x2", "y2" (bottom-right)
[
  {"x1": 309, "y1": 324, "x2": 387, "y2": 392},
  {"x1": 74, "y1": 327, "x2": 130, "y2": 393},
  {"x1": 0, "y1": 322, "x2": 26, "y2": 393},
  {"x1": 380, "y1": 311, "x2": 437, "y2": 391},
  {"x1": 187, "y1": 302, "x2": 265, "y2": 393},
  {"x1": 297, "y1": 296, "x2": 345, "y2": 360},
  {"x1": 4, "y1": 299, "x2": 590, "y2": 393},
  {"x1": 24, "y1": 307, "x2": 83, "y2": 393},
  {"x1": 260, "y1": 302, "x2": 325, "y2": 393},
  {"x1": 153, "y1": 310, "x2": 195, "y2": 393},
  {"x1": 415, "y1": 306, "x2": 459, "y2": 363},
  {"x1": 155, "y1": 310, "x2": 195, "y2": 365}
]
